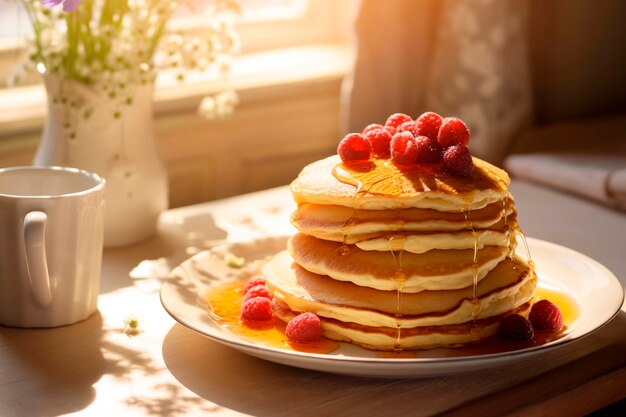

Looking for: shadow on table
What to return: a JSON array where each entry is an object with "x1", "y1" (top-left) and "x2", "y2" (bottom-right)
[
  {"x1": 0, "y1": 313, "x2": 106, "y2": 417},
  {"x1": 161, "y1": 323, "x2": 396, "y2": 417},
  {"x1": 101, "y1": 210, "x2": 228, "y2": 294}
]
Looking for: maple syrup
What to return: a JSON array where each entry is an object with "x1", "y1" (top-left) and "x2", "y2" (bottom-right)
[
  {"x1": 374, "y1": 285, "x2": 580, "y2": 358},
  {"x1": 204, "y1": 268, "x2": 579, "y2": 358},
  {"x1": 204, "y1": 281, "x2": 340, "y2": 354},
  {"x1": 386, "y1": 234, "x2": 408, "y2": 350},
  {"x1": 337, "y1": 212, "x2": 359, "y2": 256},
  {"x1": 535, "y1": 286, "x2": 579, "y2": 325},
  {"x1": 331, "y1": 158, "x2": 505, "y2": 197}
]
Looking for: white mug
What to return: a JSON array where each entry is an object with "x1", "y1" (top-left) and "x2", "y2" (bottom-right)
[{"x1": 0, "y1": 166, "x2": 105, "y2": 327}]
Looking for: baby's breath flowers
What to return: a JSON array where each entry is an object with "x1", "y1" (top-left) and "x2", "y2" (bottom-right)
[
  {"x1": 198, "y1": 90, "x2": 239, "y2": 119},
  {"x1": 14, "y1": 0, "x2": 240, "y2": 119}
]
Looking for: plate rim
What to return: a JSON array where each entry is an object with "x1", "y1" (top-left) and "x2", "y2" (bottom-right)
[{"x1": 160, "y1": 236, "x2": 624, "y2": 370}]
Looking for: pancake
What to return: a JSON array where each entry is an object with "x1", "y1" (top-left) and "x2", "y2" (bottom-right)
[
  {"x1": 290, "y1": 155, "x2": 510, "y2": 211},
  {"x1": 354, "y1": 229, "x2": 512, "y2": 254},
  {"x1": 273, "y1": 300, "x2": 532, "y2": 351},
  {"x1": 288, "y1": 233, "x2": 508, "y2": 292},
  {"x1": 264, "y1": 250, "x2": 536, "y2": 324},
  {"x1": 291, "y1": 199, "x2": 516, "y2": 240}
]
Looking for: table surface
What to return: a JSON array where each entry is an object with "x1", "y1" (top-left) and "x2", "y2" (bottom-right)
[{"x1": 1, "y1": 180, "x2": 625, "y2": 417}]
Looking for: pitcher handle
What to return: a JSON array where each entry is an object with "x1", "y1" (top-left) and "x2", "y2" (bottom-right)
[{"x1": 23, "y1": 211, "x2": 52, "y2": 308}]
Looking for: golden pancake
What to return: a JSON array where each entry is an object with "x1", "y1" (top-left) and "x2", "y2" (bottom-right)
[
  {"x1": 354, "y1": 229, "x2": 513, "y2": 254},
  {"x1": 290, "y1": 155, "x2": 510, "y2": 211},
  {"x1": 264, "y1": 250, "x2": 536, "y2": 323},
  {"x1": 291, "y1": 199, "x2": 516, "y2": 239},
  {"x1": 288, "y1": 233, "x2": 508, "y2": 292},
  {"x1": 273, "y1": 298, "x2": 532, "y2": 351}
]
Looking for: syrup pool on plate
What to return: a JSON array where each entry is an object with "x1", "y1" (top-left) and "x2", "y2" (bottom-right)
[{"x1": 204, "y1": 281, "x2": 340, "y2": 354}]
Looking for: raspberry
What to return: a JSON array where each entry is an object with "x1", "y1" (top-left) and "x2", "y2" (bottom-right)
[
  {"x1": 443, "y1": 145, "x2": 474, "y2": 177},
  {"x1": 384, "y1": 125, "x2": 397, "y2": 136},
  {"x1": 390, "y1": 131, "x2": 418, "y2": 165},
  {"x1": 385, "y1": 113, "x2": 412, "y2": 129},
  {"x1": 498, "y1": 314, "x2": 534, "y2": 341},
  {"x1": 285, "y1": 312, "x2": 323, "y2": 343},
  {"x1": 437, "y1": 117, "x2": 470, "y2": 148},
  {"x1": 337, "y1": 133, "x2": 371, "y2": 163},
  {"x1": 396, "y1": 121, "x2": 418, "y2": 136},
  {"x1": 363, "y1": 128, "x2": 392, "y2": 158},
  {"x1": 415, "y1": 111, "x2": 443, "y2": 141},
  {"x1": 243, "y1": 284, "x2": 272, "y2": 303},
  {"x1": 529, "y1": 299, "x2": 564, "y2": 332},
  {"x1": 414, "y1": 135, "x2": 443, "y2": 164},
  {"x1": 243, "y1": 275, "x2": 265, "y2": 294},
  {"x1": 361, "y1": 123, "x2": 385, "y2": 135},
  {"x1": 240, "y1": 297, "x2": 273, "y2": 322}
]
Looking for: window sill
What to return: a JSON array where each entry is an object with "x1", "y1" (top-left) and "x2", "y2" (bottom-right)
[{"x1": 0, "y1": 43, "x2": 352, "y2": 139}]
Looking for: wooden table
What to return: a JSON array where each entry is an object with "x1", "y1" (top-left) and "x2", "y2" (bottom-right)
[{"x1": 1, "y1": 181, "x2": 625, "y2": 417}]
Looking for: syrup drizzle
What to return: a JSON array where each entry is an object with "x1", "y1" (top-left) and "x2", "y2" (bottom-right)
[
  {"x1": 503, "y1": 193, "x2": 514, "y2": 259},
  {"x1": 337, "y1": 210, "x2": 358, "y2": 256},
  {"x1": 331, "y1": 158, "x2": 506, "y2": 197},
  {"x1": 517, "y1": 229, "x2": 535, "y2": 273},
  {"x1": 388, "y1": 235, "x2": 407, "y2": 351},
  {"x1": 463, "y1": 200, "x2": 482, "y2": 321}
]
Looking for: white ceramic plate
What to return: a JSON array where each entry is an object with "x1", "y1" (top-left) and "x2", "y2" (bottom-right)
[{"x1": 160, "y1": 236, "x2": 624, "y2": 378}]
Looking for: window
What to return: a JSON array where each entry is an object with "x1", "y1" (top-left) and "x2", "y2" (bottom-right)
[
  {"x1": 0, "y1": 3, "x2": 29, "y2": 38},
  {"x1": 0, "y1": 0, "x2": 352, "y2": 145},
  {"x1": 0, "y1": 0, "x2": 350, "y2": 88}
]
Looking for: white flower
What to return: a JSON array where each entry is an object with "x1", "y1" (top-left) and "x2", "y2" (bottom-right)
[
  {"x1": 215, "y1": 90, "x2": 239, "y2": 117},
  {"x1": 197, "y1": 96, "x2": 217, "y2": 119}
]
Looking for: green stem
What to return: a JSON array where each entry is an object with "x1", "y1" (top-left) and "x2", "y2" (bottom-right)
[
  {"x1": 147, "y1": 0, "x2": 175, "y2": 61},
  {"x1": 65, "y1": 10, "x2": 79, "y2": 79},
  {"x1": 20, "y1": 1, "x2": 45, "y2": 65},
  {"x1": 82, "y1": 0, "x2": 95, "y2": 66}
]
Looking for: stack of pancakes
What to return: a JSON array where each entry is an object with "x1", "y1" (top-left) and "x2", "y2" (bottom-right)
[{"x1": 263, "y1": 155, "x2": 537, "y2": 350}]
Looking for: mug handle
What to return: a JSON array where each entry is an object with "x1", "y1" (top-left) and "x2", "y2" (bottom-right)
[{"x1": 23, "y1": 211, "x2": 53, "y2": 308}]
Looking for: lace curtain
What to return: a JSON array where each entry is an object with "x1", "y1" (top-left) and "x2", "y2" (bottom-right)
[{"x1": 342, "y1": 0, "x2": 533, "y2": 163}]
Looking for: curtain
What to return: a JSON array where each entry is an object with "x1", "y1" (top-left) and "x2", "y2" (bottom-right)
[{"x1": 342, "y1": 0, "x2": 533, "y2": 164}]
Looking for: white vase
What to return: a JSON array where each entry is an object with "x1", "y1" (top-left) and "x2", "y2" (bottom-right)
[{"x1": 34, "y1": 75, "x2": 169, "y2": 247}]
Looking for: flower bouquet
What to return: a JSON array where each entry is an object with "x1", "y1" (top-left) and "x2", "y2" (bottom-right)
[
  {"x1": 15, "y1": 0, "x2": 241, "y2": 247},
  {"x1": 16, "y1": 0, "x2": 241, "y2": 120}
]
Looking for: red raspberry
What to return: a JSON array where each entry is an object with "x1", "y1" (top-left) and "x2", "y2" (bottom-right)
[
  {"x1": 529, "y1": 300, "x2": 564, "y2": 332},
  {"x1": 396, "y1": 121, "x2": 418, "y2": 136},
  {"x1": 437, "y1": 117, "x2": 470, "y2": 148},
  {"x1": 415, "y1": 111, "x2": 443, "y2": 141},
  {"x1": 361, "y1": 123, "x2": 385, "y2": 135},
  {"x1": 414, "y1": 135, "x2": 443, "y2": 164},
  {"x1": 363, "y1": 128, "x2": 392, "y2": 158},
  {"x1": 443, "y1": 145, "x2": 474, "y2": 177},
  {"x1": 240, "y1": 297, "x2": 273, "y2": 322},
  {"x1": 390, "y1": 131, "x2": 418, "y2": 165},
  {"x1": 384, "y1": 125, "x2": 397, "y2": 136},
  {"x1": 337, "y1": 133, "x2": 371, "y2": 163},
  {"x1": 243, "y1": 275, "x2": 266, "y2": 294},
  {"x1": 385, "y1": 113, "x2": 412, "y2": 129},
  {"x1": 285, "y1": 312, "x2": 323, "y2": 343},
  {"x1": 243, "y1": 284, "x2": 272, "y2": 303},
  {"x1": 498, "y1": 314, "x2": 534, "y2": 341}
]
